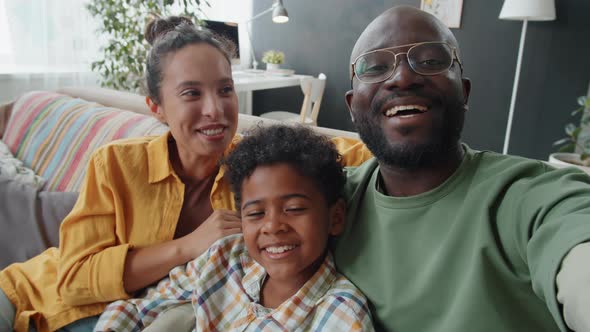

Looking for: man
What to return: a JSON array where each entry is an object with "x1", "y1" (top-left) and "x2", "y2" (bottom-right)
[{"x1": 333, "y1": 5, "x2": 590, "y2": 332}]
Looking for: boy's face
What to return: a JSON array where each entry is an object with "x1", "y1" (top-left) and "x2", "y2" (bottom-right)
[{"x1": 241, "y1": 163, "x2": 344, "y2": 286}]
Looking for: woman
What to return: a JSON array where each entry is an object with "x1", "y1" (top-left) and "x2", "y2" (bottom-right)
[{"x1": 0, "y1": 16, "x2": 242, "y2": 332}]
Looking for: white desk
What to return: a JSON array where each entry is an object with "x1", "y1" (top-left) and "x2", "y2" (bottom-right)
[{"x1": 232, "y1": 70, "x2": 311, "y2": 115}]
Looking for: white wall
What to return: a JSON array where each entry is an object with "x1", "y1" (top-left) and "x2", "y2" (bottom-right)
[{"x1": 201, "y1": 0, "x2": 254, "y2": 70}]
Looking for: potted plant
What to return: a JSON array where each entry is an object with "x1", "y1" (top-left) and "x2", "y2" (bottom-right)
[
  {"x1": 261, "y1": 50, "x2": 285, "y2": 70},
  {"x1": 551, "y1": 95, "x2": 590, "y2": 174},
  {"x1": 86, "y1": 0, "x2": 208, "y2": 93}
]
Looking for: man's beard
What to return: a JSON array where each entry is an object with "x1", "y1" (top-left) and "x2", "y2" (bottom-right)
[{"x1": 353, "y1": 105, "x2": 464, "y2": 169}]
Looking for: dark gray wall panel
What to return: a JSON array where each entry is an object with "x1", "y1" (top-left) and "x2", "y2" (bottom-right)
[{"x1": 251, "y1": 0, "x2": 590, "y2": 160}]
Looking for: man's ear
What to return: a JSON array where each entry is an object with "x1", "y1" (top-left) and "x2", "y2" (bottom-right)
[
  {"x1": 328, "y1": 198, "x2": 346, "y2": 236},
  {"x1": 461, "y1": 77, "x2": 471, "y2": 106},
  {"x1": 146, "y1": 96, "x2": 166, "y2": 123},
  {"x1": 345, "y1": 90, "x2": 355, "y2": 123}
]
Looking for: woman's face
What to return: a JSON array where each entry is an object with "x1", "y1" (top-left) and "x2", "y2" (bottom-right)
[{"x1": 156, "y1": 43, "x2": 238, "y2": 159}]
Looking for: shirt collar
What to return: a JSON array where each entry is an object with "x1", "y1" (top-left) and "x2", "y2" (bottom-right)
[
  {"x1": 147, "y1": 131, "x2": 175, "y2": 184},
  {"x1": 147, "y1": 132, "x2": 242, "y2": 184},
  {"x1": 241, "y1": 252, "x2": 337, "y2": 329}
]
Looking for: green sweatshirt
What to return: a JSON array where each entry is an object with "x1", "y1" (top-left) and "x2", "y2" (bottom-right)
[{"x1": 333, "y1": 146, "x2": 590, "y2": 332}]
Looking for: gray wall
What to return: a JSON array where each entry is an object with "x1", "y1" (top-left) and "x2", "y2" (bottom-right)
[{"x1": 250, "y1": 0, "x2": 590, "y2": 160}]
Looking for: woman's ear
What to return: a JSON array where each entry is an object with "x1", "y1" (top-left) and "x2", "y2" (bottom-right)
[
  {"x1": 146, "y1": 96, "x2": 166, "y2": 123},
  {"x1": 328, "y1": 198, "x2": 346, "y2": 236}
]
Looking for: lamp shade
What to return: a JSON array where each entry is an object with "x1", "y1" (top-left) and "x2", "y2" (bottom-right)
[
  {"x1": 272, "y1": 0, "x2": 289, "y2": 23},
  {"x1": 499, "y1": 0, "x2": 556, "y2": 21}
]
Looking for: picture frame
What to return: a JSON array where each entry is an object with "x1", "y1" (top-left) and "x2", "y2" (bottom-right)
[{"x1": 420, "y1": 0, "x2": 464, "y2": 29}]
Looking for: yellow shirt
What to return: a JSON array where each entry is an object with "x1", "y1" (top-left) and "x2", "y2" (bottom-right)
[{"x1": 0, "y1": 132, "x2": 371, "y2": 332}]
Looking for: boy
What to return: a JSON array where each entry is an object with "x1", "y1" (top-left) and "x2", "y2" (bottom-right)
[{"x1": 94, "y1": 125, "x2": 374, "y2": 331}]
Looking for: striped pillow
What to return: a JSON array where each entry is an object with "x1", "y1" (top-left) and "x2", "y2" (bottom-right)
[{"x1": 3, "y1": 91, "x2": 168, "y2": 192}]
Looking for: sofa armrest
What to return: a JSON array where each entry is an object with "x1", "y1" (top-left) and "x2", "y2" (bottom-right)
[
  {"x1": 0, "y1": 101, "x2": 13, "y2": 139},
  {"x1": 236, "y1": 113, "x2": 359, "y2": 139},
  {"x1": 56, "y1": 86, "x2": 152, "y2": 116},
  {"x1": 53, "y1": 87, "x2": 359, "y2": 139}
]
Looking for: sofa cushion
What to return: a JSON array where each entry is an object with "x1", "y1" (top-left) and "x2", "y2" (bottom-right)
[
  {"x1": 0, "y1": 175, "x2": 78, "y2": 269},
  {"x1": 3, "y1": 91, "x2": 168, "y2": 191}
]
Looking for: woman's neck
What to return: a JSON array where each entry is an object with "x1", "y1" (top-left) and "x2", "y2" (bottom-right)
[{"x1": 169, "y1": 140, "x2": 221, "y2": 181}]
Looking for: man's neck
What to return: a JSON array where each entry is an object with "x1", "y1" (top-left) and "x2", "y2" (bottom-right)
[{"x1": 378, "y1": 144, "x2": 464, "y2": 197}]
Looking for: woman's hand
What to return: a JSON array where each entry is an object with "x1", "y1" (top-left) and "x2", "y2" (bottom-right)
[
  {"x1": 122, "y1": 209, "x2": 241, "y2": 293},
  {"x1": 180, "y1": 209, "x2": 242, "y2": 260}
]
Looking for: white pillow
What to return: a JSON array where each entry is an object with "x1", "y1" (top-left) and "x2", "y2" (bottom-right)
[{"x1": 0, "y1": 140, "x2": 46, "y2": 189}]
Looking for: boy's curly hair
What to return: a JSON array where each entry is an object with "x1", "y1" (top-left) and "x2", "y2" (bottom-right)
[{"x1": 223, "y1": 124, "x2": 345, "y2": 208}]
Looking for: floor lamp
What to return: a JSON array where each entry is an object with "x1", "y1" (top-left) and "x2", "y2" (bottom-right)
[
  {"x1": 244, "y1": 0, "x2": 289, "y2": 70},
  {"x1": 499, "y1": 0, "x2": 556, "y2": 155}
]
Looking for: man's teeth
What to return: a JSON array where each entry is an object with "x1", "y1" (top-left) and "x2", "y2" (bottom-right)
[
  {"x1": 265, "y1": 245, "x2": 296, "y2": 254},
  {"x1": 384, "y1": 104, "x2": 428, "y2": 117},
  {"x1": 200, "y1": 128, "x2": 224, "y2": 136}
]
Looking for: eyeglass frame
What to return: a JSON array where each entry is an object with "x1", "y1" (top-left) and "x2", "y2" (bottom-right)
[{"x1": 349, "y1": 41, "x2": 464, "y2": 87}]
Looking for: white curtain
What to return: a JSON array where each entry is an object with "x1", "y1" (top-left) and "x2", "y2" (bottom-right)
[
  {"x1": 0, "y1": 0, "x2": 253, "y2": 104},
  {"x1": 0, "y1": 0, "x2": 101, "y2": 104}
]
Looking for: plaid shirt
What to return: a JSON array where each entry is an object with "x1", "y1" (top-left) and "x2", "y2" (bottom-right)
[{"x1": 95, "y1": 234, "x2": 374, "y2": 332}]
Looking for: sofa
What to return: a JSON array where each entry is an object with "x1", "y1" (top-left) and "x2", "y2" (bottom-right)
[{"x1": 0, "y1": 87, "x2": 359, "y2": 268}]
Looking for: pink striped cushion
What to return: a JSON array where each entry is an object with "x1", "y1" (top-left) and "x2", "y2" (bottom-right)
[{"x1": 3, "y1": 91, "x2": 168, "y2": 192}]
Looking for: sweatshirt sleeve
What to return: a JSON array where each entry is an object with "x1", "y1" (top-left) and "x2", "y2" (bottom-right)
[
  {"x1": 56, "y1": 149, "x2": 132, "y2": 305},
  {"x1": 506, "y1": 166, "x2": 590, "y2": 331}
]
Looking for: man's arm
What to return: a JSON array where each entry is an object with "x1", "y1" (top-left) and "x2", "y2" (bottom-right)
[
  {"x1": 502, "y1": 164, "x2": 590, "y2": 331},
  {"x1": 557, "y1": 242, "x2": 590, "y2": 331}
]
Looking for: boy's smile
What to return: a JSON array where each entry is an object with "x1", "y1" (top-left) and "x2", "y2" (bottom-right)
[{"x1": 240, "y1": 163, "x2": 344, "y2": 303}]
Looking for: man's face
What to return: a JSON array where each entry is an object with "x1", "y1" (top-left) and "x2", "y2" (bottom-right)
[{"x1": 346, "y1": 10, "x2": 470, "y2": 169}]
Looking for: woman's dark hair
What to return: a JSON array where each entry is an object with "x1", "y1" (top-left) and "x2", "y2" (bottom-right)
[
  {"x1": 223, "y1": 124, "x2": 345, "y2": 208},
  {"x1": 144, "y1": 15, "x2": 236, "y2": 104}
]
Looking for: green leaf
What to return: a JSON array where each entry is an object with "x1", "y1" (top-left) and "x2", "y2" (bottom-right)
[
  {"x1": 565, "y1": 123, "x2": 577, "y2": 135},
  {"x1": 558, "y1": 143, "x2": 575, "y2": 153},
  {"x1": 572, "y1": 107, "x2": 584, "y2": 116},
  {"x1": 572, "y1": 127, "x2": 581, "y2": 139},
  {"x1": 87, "y1": 0, "x2": 208, "y2": 92},
  {"x1": 553, "y1": 137, "x2": 572, "y2": 146}
]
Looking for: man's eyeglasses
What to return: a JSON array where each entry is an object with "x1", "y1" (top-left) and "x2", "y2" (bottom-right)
[{"x1": 350, "y1": 41, "x2": 463, "y2": 85}]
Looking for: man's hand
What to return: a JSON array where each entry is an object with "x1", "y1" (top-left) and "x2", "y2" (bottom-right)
[{"x1": 557, "y1": 242, "x2": 590, "y2": 331}]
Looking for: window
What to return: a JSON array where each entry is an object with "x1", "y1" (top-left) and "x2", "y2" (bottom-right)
[{"x1": 0, "y1": 0, "x2": 100, "y2": 74}]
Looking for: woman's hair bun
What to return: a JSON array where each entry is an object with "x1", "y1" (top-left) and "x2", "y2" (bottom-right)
[{"x1": 144, "y1": 15, "x2": 194, "y2": 46}]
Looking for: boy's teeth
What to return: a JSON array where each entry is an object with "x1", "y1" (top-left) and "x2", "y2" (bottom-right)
[
  {"x1": 385, "y1": 104, "x2": 427, "y2": 117},
  {"x1": 265, "y1": 245, "x2": 296, "y2": 254},
  {"x1": 201, "y1": 128, "x2": 224, "y2": 136}
]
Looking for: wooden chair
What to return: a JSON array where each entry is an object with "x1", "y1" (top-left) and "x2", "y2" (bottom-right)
[{"x1": 260, "y1": 73, "x2": 327, "y2": 126}]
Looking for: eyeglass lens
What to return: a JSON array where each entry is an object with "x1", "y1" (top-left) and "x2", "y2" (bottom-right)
[{"x1": 354, "y1": 43, "x2": 454, "y2": 83}]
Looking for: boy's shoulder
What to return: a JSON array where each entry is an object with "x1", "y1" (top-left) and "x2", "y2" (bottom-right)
[
  {"x1": 309, "y1": 268, "x2": 373, "y2": 330},
  {"x1": 203, "y1": 234, "x2": 247, "y2": 264},
  {"x1": 321, "y1": 273, "x2": 371, "y2": 312},
  {"x1": 315, "y1": 255, "x2": 371, "y2": 317}
]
